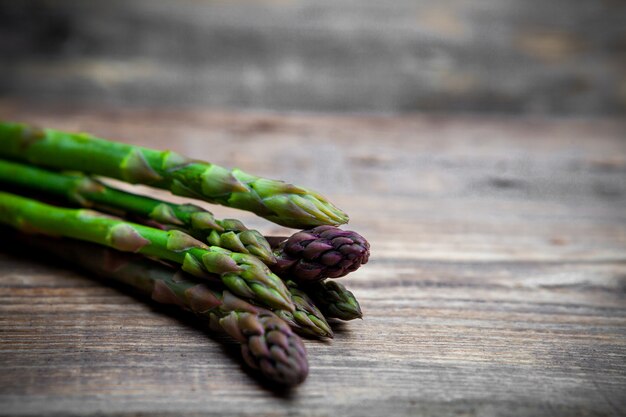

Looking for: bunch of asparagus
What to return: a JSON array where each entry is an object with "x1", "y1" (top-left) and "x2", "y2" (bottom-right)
[{"x1": 0, "y1": 122, "x2": 370, "y2": 387}]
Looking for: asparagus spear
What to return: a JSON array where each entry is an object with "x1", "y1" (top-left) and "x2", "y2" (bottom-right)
[
  {"x1": 231, "y1": 311, "x2": 308, "y2": 386},
  {"x1": 266, "y1": 230, "x2": 364, "y2": 320},
  {"x1": 0, "y1": 123, "x2": 348, "y2": 228},
  {"x1": 268, "y1": 225, "x2": 370, "y2": 283},
  {"x1": 305, "y1": 280, "x2": 362, "y2": 321},
  {"x1": 0, "y1": 191, "x2": 294, "y2": 311},
  {"x1": 4, "y1": 232, "x2": 308, "y2": 386},
  {"x1": 280, "y1": 280, "x2": 333, "y2": 337},
  {"x1": 0, "y1": 158, "x2": 275, "y2": 264}
]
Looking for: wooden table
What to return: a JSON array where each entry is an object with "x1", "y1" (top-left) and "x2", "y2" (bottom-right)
[{"x1": 1, "y1": 104, "x2": 625, "y2": 416}]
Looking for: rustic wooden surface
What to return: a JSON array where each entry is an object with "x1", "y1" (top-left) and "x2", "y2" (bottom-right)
[
  {"x1": 0, "y1": 0, "x2": 625, "y2": 114},
  {"x1": 0, "y1": 103, "x2": 625, "y2": 416}
]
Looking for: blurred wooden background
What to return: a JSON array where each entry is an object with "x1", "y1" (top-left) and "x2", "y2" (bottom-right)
[{"x1": 0, "y1": 0, "x2": 625, "y2": 114}]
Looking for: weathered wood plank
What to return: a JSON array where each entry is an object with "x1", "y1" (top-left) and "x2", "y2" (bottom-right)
[
  {"x1": 0, "y1": 104, "x2": 625, "y2": 416},
  {"x1": 0, "y1": 0, "x2": 624, "y2": 114}
]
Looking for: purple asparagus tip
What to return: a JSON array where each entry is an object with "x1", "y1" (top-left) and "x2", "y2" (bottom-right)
[
  {"x1": 272, "y1": 225, "x2": 370, "y2": 283},
  {"x1": 237, "y1": 313, "x2": 309, "y2": 386}
]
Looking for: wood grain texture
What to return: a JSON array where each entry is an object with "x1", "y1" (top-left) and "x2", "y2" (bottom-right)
[
  {"x1": 0, "y1": 0, "x2": 625, "y2": 114},
  {"x1": 0, "y1": 103, "x2": 625, "y2": 416}
]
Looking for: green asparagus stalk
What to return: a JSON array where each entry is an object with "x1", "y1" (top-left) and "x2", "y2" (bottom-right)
[
  {"x1": 0, "y1": 191, "x2": 294, "y2": 312},
  {"x1": 4, "y1": 232, "x2": 308, "y2": 386},
  {"x1": 0, "y1": 158, "x2": 275, "y2": 264},
  {"x1": 279, "y1": 280, "x2": 333, "y2": 337},
  {"x1": 304, "y1": 280, "x2": 362, "y2": 321},
  {"x1": 0, "y1": 123, "x2": 349, "y2": 228}
]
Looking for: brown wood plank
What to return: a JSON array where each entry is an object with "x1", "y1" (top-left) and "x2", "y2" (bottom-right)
[{"x1": 0, "y1": 104, "x2": 625, "y2": 416}]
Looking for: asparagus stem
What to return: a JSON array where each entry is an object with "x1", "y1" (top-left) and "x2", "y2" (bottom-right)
[
  {"x1": 0, "y1": 158, "x2": 275, "y2": 264},
  {"x1": 0, "y1": 123, "x2": 348, "y2": 228},
  {"x1": 4, "y1": 232, "x2": 308, "y2": 386},
  {"x1": 0, "y1": 191, "x2": 294, "y2": 311}
]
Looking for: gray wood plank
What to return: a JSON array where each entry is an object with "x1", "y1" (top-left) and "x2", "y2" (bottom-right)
[{"x1": 0, "y1": 0, "x2": 624, "y2": 114}]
